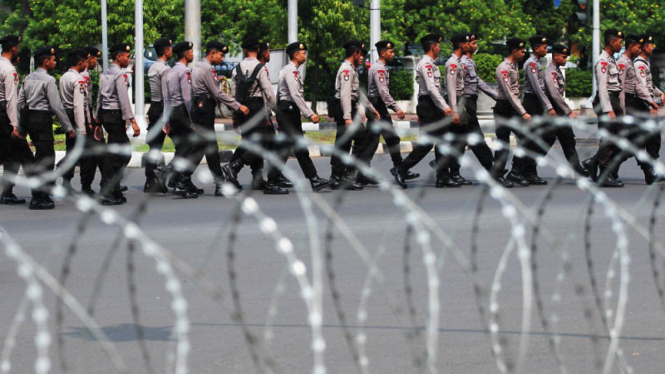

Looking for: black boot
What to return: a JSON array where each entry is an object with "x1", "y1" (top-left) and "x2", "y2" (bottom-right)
[
  {"x1": 450, "y1": 172, "x2": 472, "y2": 186},
  {"x1": 506, "y1": 169, "x2": 530, "y2": 187},
  {"x1": 222, "y1": 159, "x2": 244, "y2": 190},
  {"x1": 264, "y1": 181, "x2": 289, "y2": 195},
  {"x1": 81, "y1": 185, "x2": 96, "y2": 197},
  {"x1": 582, "y1": 157, "x2": 598, "y2": 181},
  {"x1": 276, "y1": 174, "x2": 294, "y2": 188},
  {"x1": 524, "y1": 172, "x2": 548, "y2": 185},
  {"x1": 0, "y1": 190, "x2": 26, "y2": 205},
  {"x1": 495, "y1": 176, "x2": 514, "y2": 188},
  {"x1": 330, "y1": 173, "x2": 364, "y2": 190},
  {"x1": 29, "y1": 192, "x2": 54, "y2": 210},
  {"x1": 174, "y1": 176, "x2": 199, "y2": 198},
  {"x1": 598, "y1": 167, "x2": 624, "y2": 187},
  {"x1": 113, "y1": 188, "x2": 127, "y2": 204},
  {"x1": 356, "y1": 173, "x2": 379, "y2": 186},
  {"x1": 394, "y1": 164, "x2": 420, "y2": 180},
  {"x1": 390, "y1": 167, "x2": 407, "y2": 189},
  {"x1": 435, "y1": 171, "x2": 461, "y2": 188},
  {"x1": 309, "y1": 175, "x2": 333, "y2": 191},
  {"x1": 214, "y1": 177, "x2": 228, "y2": 196}
]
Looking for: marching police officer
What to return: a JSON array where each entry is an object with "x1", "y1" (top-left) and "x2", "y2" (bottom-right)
[
  {"x1": 60, "y1": 49, "x2": 97, "y2": 197},
  {"x1": 97, "y1": 43, "x2": 141, "y2": 204},
  {"x1": 82, "y1": 46, "x2": 107, "y2": 195},
  {"x1": 18, "y1": 46, "x2": 75, "y2": 209},
  {"x1": 190, "y1": 41, "x2": 248, "y2": 195},
  {"x1": 224, "y1": 36, "x2": 286, "y2": 194},
  {"x1": 582, "y1": 29, "x2": 625, "y2": 187},
  {"x1": 0, "y1": 35, "x2": 32, "y2": 205},
  {"x1": 634, "y1": 34, "x2": 664, "y2": 183},
  {"x1": 329, "y1": 40, "x2": 379, "y2": 191},
  {"x1": 393, "y1": 34, "x2": 456, "y2": 189},
  {"x1": 361, "y1": 40, "x2": 419, "y2": 184},
  {"x1": 543, "y1": 44, "x2": 586, "y2": 176},
  {"x1": 144, "y1": 38, "x2": 172, "y2": 193},
  {"x1": 493, "y1": 38, "x2": 531, "y2": 187},
  {"x1": 266, "y1": 42, "x2": 332, "y2": 191}
]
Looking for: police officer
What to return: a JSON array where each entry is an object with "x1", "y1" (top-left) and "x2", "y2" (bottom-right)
[
  {"x1": 328, "y1": 40, "x2": 379, "y2": 191},
  {"x1": 82, "y1": 46, "x2": 107, "y2": 195},
  {"x1": 144, "y1": 38, "x2": 172, "y2": 193},
  {"x1": 392, "y1": 34, "x2": 456, "y2": 189},
  {"x1": 224, "y1": 36, "x2": 286, "y2": 194},
  {"x1": 190, "y1": 41, "x2": 248, "y2": 195},
  {"x1": 360, "y1": 40, "x2": 419, "y2": 184},
  {"x1": 97, "y1": 43, "x2": 141, "y2": 204},
  {"x1": 582, "y1": 29, "x2": 625, "y2": 187},
  {"x1": 266, "y1": 42, "x2": 333, "y2": 191},
  {"x1": 493, "y1": 38, "x2": 531, "y2": 187},
  {"x1": 18, "y1": 46, "x2": 75, "y2": 209},
  {"x1": 0, "y1": 35, "x2": 32, "y2": 205},
  {"x1": 543, "y1": 44, "x2": 586, "y2": 176},
  {"x1": 60, "y1": 49, "x2": 99, "y2": 197},
  {"x1": 165, "y1": 41, "x2": 198, "y2": 198},
  {"x1": 634, "y1": 34, "x2": 664, "y2": 183},
  {"x1": 517, "y1": 35, "x2": 556, "y2": 186},
  {"x1": 457, "y1": 33, "x2": 512, "y2": 188}
]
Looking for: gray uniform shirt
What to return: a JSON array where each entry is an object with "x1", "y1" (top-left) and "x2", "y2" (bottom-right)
[
  {"x1": 634, "y1": 56, "x2": 664, "y2": 99},
  {"x1": 544, "y1": 62, "x2": 572, "y2": 116},
  {"x1": 618, "y1": 53, "x2": 653, "y2": 104},
  {"x1": 416, "y1": 55, "x2": 449, "y2": 112},
  {"x1": 148, "y1": 59, "x2": 170, "y2": 102},
  {"x1": 166, "y1": 62, "x2": 192, "y2": 112},
  {"x1": 368, "y1": 60, "x2": 400, "y2": 112},
  {"x1": 445, "y1": 53, "x2": 465, "y2": 113},
  {"x1": 18, "y1": 68, "x2": 73, "y2": 132},
  {"x1": 277, "y1": 61, "x2": 314, "y2": 118},
  {"x1": 596, "y1": 50, "x2": 623, "y2": 113},
  {"x1": 231, "y1": 57, "x2": 277, "y2": 111},
  {"x1": 461, "y1": 55, "x2": 497, "y2": 100},
  {"x1": 496, "y1": 58, "x2": 527, "y2": 115},
  {"x1": 81, "y1": 70, "x2": 93, "y2": 120},
  {"x1": 523, "y1": 54, "x2": 553, "y2": 111},
  {"x1": 97, "y1": 63, "x2": 134, "y2": 120},
  {"x1": 59, "y1": 69, "x2": 87, "y2": 130},
  {"x1": 191, "y1": 58, "x2": 240, "y2": 111},
  {"x1": 0, "y1": 56, "x2": 20, "y2": 127}
]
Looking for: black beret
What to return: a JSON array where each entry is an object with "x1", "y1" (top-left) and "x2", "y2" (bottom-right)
[
  {"x1": 375, "y1": 40, "x2": 395, "y2": 51},
  {"x1": 154, "y1": 38, "x2": 172, "y2": 50},
  {"x1": 625, "y1": 34, "x2": 645, "y2": 45},
  {"x1": 451, "y1": 33, "x2": 470, "y2": 45},
  {"x1": 0, "y1": 35, "x2": 21, "y2": 48},
  {"x1": 241, "y1": 36, "x2": 260, "y2": 50},
  {"x1": 206, "y1": 41, "x2": 228, "y2": 54},
  {"x1": 84, "y1": 47, "x2": 101, "y2": 58},
  {"x1": 420, "y1": 33, "x2": 442, "y2": 46},
  {"x1": 259, "y1": 42, "x2": 270, "y2": 52},
  {"x1": 34, "y1": 46, "x2": 56, "y2": 60},
  {"x1": 529, "y1": 35, "x2": 550, "y2": 46},
  {"x1": 286, "y1": 42, "x2": 308, "y2": 54},
  {"x1": 110, "y1": 43, "x2": 131, "y2": 53},
  {"x1": 643, "y1": 34, "x2": 655, "y2": 44},
  {"x1": 551, "y1": 44, "x2": 570, "y2": 56},
  {"x1": 172, "y1": 41, "x2": 193, "y2": 54},
  {"x1": 468, "y1": 33, "x2": 478, "y2": 42},
  {"x1": 69, "y1": 48, "x2": 91, "y2": 60},
  {"x1": 604, "y1": 29, "x2": 624, "y2": 39},
  {"x1": 506, "y1": 38, "x2": 526, "y2": 50},
  {"x1": 343, "y1": 40, "x2": 367, "y2": 54}
]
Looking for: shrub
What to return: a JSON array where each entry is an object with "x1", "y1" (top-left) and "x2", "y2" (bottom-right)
[{"x1": 565, "y1": 68, "x2": 592, "y2": 98}]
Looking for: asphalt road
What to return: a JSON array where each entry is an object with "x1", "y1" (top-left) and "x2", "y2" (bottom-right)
[{"x1": 1, "y1": 145, "x2": 665, "y2": 374}]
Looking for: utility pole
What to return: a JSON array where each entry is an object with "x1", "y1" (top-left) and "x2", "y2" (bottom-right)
[
  {"x1": 101, "y1": 0, "x2": 108, "y2": 70},
  {"x1": 288, "y1": 0, "x2": 297, "y2": 43},
  {"x1": 370, "y1": 0, "x2": 380, "y2": 64},
  {"x1": 134, "y1": 0, "x2": 145, "y2": 127},
  {"x1": 185, "y1": 0, "x2": 202, "y2": 63},
  {"x1": 583, "y1": 0, "x2": 600, "y2": 108}
]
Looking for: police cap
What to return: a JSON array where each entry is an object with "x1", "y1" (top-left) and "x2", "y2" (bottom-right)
[
  {"x1": 625, "y1": 34, "x2": 645, "y2": 46},
  {"x1": 451, "y1": 33, "x2": 470, "y2": 45},
  {"x1": 0, "y1": 35, "x2": 21, "y2": 49},
  {"x1": 506, "y1": 38, "x2": 526, "y2": 51},
  {"x1": 420, "y1": 33, "x2": 442, "y2": 47},
  {"x1": 85, "y1": 47, "x2": 101, "y2": 58},
  {"x1": 110, "y1": 43, "x2": 131, "y2": 54},
  {"x1": 551, "y1": 44, "x2": 570, "y2": 56},
  {"x1": 375, "y1": 40, "x2": 395, "y2": 51},
  {"x1": 286, "y1": 42, "x2": 308, "y2": 54},
  {"x1": 604, "y1": 29, "x2": 624, "y2": 39},
  {"x1": 173, "y1": 41, "x2": 193, "y2": 54},
  {"x1": 154, "y1": 38, "x2": 172, "y2": 50},
  {"x1": 529, "y1": 35, "x2": 550, "y2": 46},
  {"x1": 343, "y1": 40, "x2": 367, "y2": 54},
  {"x1": 206, "y1": 41, "x2": 229, "y2": 54},
  {"x1": 241, "y1": 36, "x2": 260, "y2": 50},
  {"x1": 34, "y1": 46, "x2": 56, "y2": 59}
]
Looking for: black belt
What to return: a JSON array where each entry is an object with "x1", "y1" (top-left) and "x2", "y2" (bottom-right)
[
  {"x1": 150, "y1": 100, "x2": 164, "y2": 104},
  {"x1": 609, "y1": 91, "x2": 621, "y2": 98},
  {"x1": 101, "y1": 109, "x2": 122, "y2": 113},
  {"x1": 193, "y1": 95, "x2": 214, "y2": 102},
  {"x1": 463, "y1": 94, "x2": 479, "y2": 99},
  {"x1": 334, "y1": 98, "x2": 359, "y2": 106},
  {"x1": 524, "y1": 93, "x2": 539, "y2": 98},
  {"x1": 27, "y1": 109, "x2": 51, "y2": 113}
]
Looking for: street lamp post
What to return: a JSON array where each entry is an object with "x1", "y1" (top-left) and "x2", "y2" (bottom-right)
[
  {"x1": 134, "y1": 0, "x2": 145, "y2": 128},
  {"x1": 185, "y1": 0, "x2": 202, "y2": 63},
  {"x1": 101, "y1": 0, "x2": 108, "y2": 70}
]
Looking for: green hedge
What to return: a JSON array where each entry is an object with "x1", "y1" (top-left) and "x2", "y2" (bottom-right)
[
  {"x1": 473, "y1": 54, "x2": 503, "y2": 83},
  {"x1": 389, "y1": 69, "x2": 414, "y2": 100},
  {"x1": 565, "y1": 68, "x2": 592, "y2": 98}
]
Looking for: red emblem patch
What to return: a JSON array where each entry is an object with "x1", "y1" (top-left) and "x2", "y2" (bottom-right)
[
  {"x1": 343, "y1": 70, "x2": 350, "y2": 81},
  {"x1": 450, "y1": 64, "x2": 457, "y2": 75},
  {"x1": 79, "y1": 80, "x2": 86, "y2": 94},
  {"x1": 638, "y1": 66, "x2": 646, "y2": 78},
  {"x1": 551, "y1": 72, "x2": 558, "y2": 85},
  {"x1": 378, "y1": 70, "x2": 385, "y2": 83},
  {"x1": 293, "y1": 70, "x2": 300, "y2": 82},
  {"x1": 186, "y1": 71, "x2": 191, "y2": 84},
  {"x1": 530, "y1": 63, "x2": 537, "y2": 74},
  {"x1": 501, "y1": 70, "x2": 509, "y2": 82},
  {"x1": 618, "y1": 64, "x2": 625, "y2": 75},
  {"x1": 13, "y1": 72, "x2": 18, "y2": 85},
  {"x1": 600, "y1": 62, "x2": 608, "y2": 74},
  {"x1": 123, "y1": 74, "x2": 129, "y2": 87}
]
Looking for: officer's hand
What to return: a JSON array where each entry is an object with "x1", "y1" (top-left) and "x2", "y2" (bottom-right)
[
  {"x1": 94, "y1": 126, "x2": 104, "y2": 141},
  {"x1": 239, "y1": 105, "x2": 250, "y2": 115},
  {"x1": 396, "y1": 109, "x2": 406, "y2": 120},
  {"x1": 373, "y1": 110, "x2": 381, "y2": 120},
  {"x1": 651, "y1": 102, "x2": 660, "y2": 111},
  {"x1": 163, "y1": 123, "x2": 171, "y2": 134},
  {"x1": 11, "y1": 127, "x2": 25, "y2": 139},
  {"x1": 452, "y1": 112, "x2": 460, "y2": 125},
  {"x1": 661, "y1": 93, "x2": 665, "y2": 104},
  {"x1": 444, "y1": 107, "x2": 453, "y2": 116},
  {"x1": 608, "y1": 111, "x2": 616, "y2": 120},
  {"x1": 548, "y1": 109, "x2": 556, "y2": 117},
  {"x1": 568, "y1": 111, "x2": 577, "y2": 118},
  {"x1": 310, "y1": 114, "x2": 320, "y2": 123},
  {"x1": 362, "y1": 114, "x2": 367, "y2": 123},
  {"x1": 345, "y1": 119, "x2": 353, "y2": 126},
  {"x1": 522, "y1": 113, "x2": 532, "y2": 121},
  {"x1": 131, "y1": 119, "x2": 140, "y2": 137},
  {"x1": 68, "y1": 130, "x2": 76, "y2": 139}
]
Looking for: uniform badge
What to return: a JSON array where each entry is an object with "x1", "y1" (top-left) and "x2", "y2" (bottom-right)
[
  {"x1": 450, "y1": 64, "x2": 456, "y2": 75},
  {"x1": 600, "y1": 62, "x2": 607, "y2": 74},
  {"x1": 79, "y1": 80, "x2": 86, "y2": 94},
  {"x1": 83, "y1": 76, "x2": 90, "y2": 84},
  {"x1": 211, "y1": 68, "x2": 217, "y2": 78},
  {"x1": 378, "y1": 70, "x2": 385, "y2": 83},
  {"x1": 639, "y1": 66, "x2": 646, "y2": 78},
  {"x1": 343, "y1": 70, "x2": 350, "y2": 81},
  {"x1": 618, "y1": 64, "x2": 625, "y2": 75},
  {"x1": 501, "y1": 70, "x2": 509, "y2": 83},
  {"x1": 186, "y1": 71, "x2": 191, "y2": 84},
  {"x1": 264, "y1": 68, "x2": 270, "y2": 79},
  {"x1": 293, "y1": 70, "x2": 300, "y2": 83},
  {"x1": 426, "y1": 64, "x2": 433, "y2": 78},
  {"x1": 123, "y1": 74, "x2": 129, "y2": 87},
  {"x1": 551, "y1": 72, "x2": 558, "y2": 85},
  {"x1": 13, "y1": 72, "x2": 18, "y2": 86},
  {"x1": 530, "y1": 63, "x2": 537, "y2": 74}
]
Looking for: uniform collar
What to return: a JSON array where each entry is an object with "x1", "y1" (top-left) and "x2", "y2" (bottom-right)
[
  {"x1": 200, "y1": 58, "x2": 211, "y2": 67},
  {"x1": 374, "y1": 60, "x2": 385, "y2": 68},
  {"x1": 175, "y1": 61, "x2": 186, "y2": 68},
  {"x1": 449, "y1": 53, "x2": 461, "y2": 62},
  {"x1": 505, "y1": 58, "x2": 516, "y2": 68},
  {"x1": 601, "y1": 50, "x2": 615, "y2": 61},
  {"x1": 243, "y1": 57, "x2": 258, "y2": 62},
  {"x1": 67, "y1": 68, "x2": 79, "y2": 75},
  {"x1": 342, "y1": 59, "x2": 354, "y2": 68},
  {"x1": 36, "y1": 67, "x2": 48, "y2": 74}
]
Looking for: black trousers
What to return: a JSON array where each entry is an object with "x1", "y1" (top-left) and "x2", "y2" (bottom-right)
[
  {"x1": 593, "y1": 92, "x2": 625, "y2": 169},
  {"x1": 100, "y1": 109, "x2": 131, "y2": 191},
  {"x1": 400, "y1": 95, "x2": 460, "y2": 178},
  {"x1": 618, "y1": 94, "x2": 660, "y2": 171},
  {"x1": 357, "y1": 97, "x2": 403, "y2": 168},
  {"x1": 519, "y1": 94, "x2": 557, "y2": 175},
  {"x1": 450, "y1": 95, "x2": 494, "y2": 173},
  {"x1": 145, "y1": 101, "x2": 167, "y2": 177},
  {"x1": 267, "y1": 101, "x2": 318, "y2": 181},
  {"x1": 0, "y1": 109, "x2": 33, "y2": 194},
  {"x1": 231, "y1": 97, "x2": 274, "y2": 173},
  {"x1": 61, "y1": 110, "x2": 98, "y2": 187},
  {"x1": 330, "y1": 99, "x2": 368, "y2": 177},
  {"x1": 23, "y1": 110, "x2": 55, "y2": 196},
  {"x1": 190, "y1": 97, "x2": 224, "y2": 178},
  {"x1": 493, "y1": 99, "x2": 524, "y2": 175},
  {"x1": 168, "y1": 104, "x2": 198, "y2": 177}
]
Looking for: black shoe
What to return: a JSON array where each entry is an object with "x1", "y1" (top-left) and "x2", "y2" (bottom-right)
[
  {"x1": 113, "y1": 190, "x2": 127, "y2": 204},
  {"x1": 0, "y1": 193, "x2": 26, "y2": 205},
  {"x1": 252, "y1": 176, "x2": 267, "y2": 190},
  {"x1": 309, "y1": 176, "x2": 333, "y2": 191},
  {"x1": 598, "y1": 175, "x2": 624, "y2": 188},
  {"x1": 222, "y1": 164, "x2": 241, "y2": 190},
  {"x1": 100, "y1": 194, "x2": 123, "y2": 205},
  {"x1": 29, "y1": 197, "x2": 55, "y2": 210},
  {"x1": 582, "y1": 158, "x2": 598, "y2": 182},
  {"x1": 390, "y1": 167, "x2": 407, "y2": 189},
  {"x1": 330, "y1": 175, "x2": 364, "y2": 190},
  {"x1": 495, "y1": 176, "x2": 514, "y2": 188},
  {"x1": 450, "y1": 172, "x2": 472, "y2": 186},
  {"x1": 644, "y1": 168, "x2": 663, "y2": 185},
  {"x1": 276, "y1": 175, "x2": 294, "y2": 188},
  {"x1": 524, "y1": 173, "x2": 547, "y2": 185},
  {"x1": 167, "y1": 174, "x2": 179, "y2": 189},
  {"x1": 356, "y1": 174, "x2": 379, "y2": 186},
  {"x1": 214, "y1": 179, "x2": 226, "y2": 196},
  {"x1": 144, "y1": 176, "x2": 166, "y2": 193},
  {"x1": 506, "y1": 170, "x2": 530, "y2": 187},
  {"x1": 81, "y1": 186, "x2": 96, "y2": 197},
  {"x1": 435, "y1": 177, "x2": 461, "y2": 188},
  {"x1": 264, "y1": 183, "x2": 289, "y2": 195},
  {"x1": 118, "y1": 185, "x2": 128, "y2": 192},
  {"x1": 391, "y1": 167, "x2": 419, "y2": 181},
  {"x1": 174, "y1": 178, "x2": 199, "y2": 198},
  {"x1": 151, "y1": 169, "x2": 169, "y2": 193},
  {"x1": 189, "y1": 182, "x2": 204, "y2": 195}
]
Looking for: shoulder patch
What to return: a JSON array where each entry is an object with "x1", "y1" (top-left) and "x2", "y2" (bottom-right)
[
  {"x1": 186, "y1": 71, "x2": 191, "y2": 84},
  {"x1": 618, "y1": 64, "x2": 625, "y2": 74},
  {"x1": 530, "y1": 62, "x2": 537, "y2": 73},
  {"x1": 123, "y1": 74, "x2": 129, "y2": 87},
  {"x1": 13, "y1": 72, "x2": 18, "y2": 86}
]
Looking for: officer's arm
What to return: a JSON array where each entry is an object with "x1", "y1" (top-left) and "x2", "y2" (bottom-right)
[
  {"x1": 160, "y1": 67, "x2": 170, "y2": 104},
  {"x1": 634, "y1": 66, "x2": 655, "y2": 104},
  {"x1": 5, "y1": 70, "x2": 19, "y2": 127},
  {"x1": 377, "y1": 69, "x2": 399, "y2": 112},
  {"x1": 47, "y1": 79, "x2": 74, "y2": 132},
  {"x1": 445, "y1": 62, "x2": 458, "y2": 113},
  {"x1": 544, "y1": 70, "x2": 571, "y2": 115},
  {"x1": 285, "y1": 69, "x2": 314, "y2": 117},
  {"x1": 259, "y1": 68, "x2": 277, "y2": 111},
  {"x1": 596, "y1": 62, "x2": 612, "y2": 113},
  {"x1": 527, "y1": 62, "x2": 553, "y2": 111},
  {"x1": 360, "y1": 90, "x2": 376, "y2": 114},
  {"x1": 425, "y1": 66, "x2": 449, "y2": 111},
  {"x1": 115, "y1": 73, "x2": 135, "y2": 120},
  {"x1": 17, "y1": 83, "x2": 25, "y2": 112},
  {"x1": 72, "y1": 80, "x2": 87, "y2": 131},
  {"x1": 496, "y1": 67, "x2": 526, "y2": 115},
  {"x1": 478, "y1": 77, "x2": 498, "y2": 100},
  {"x1": 340, "y1": 72, "x2": 353, "y2": 120},
  {"x1": 230, "y1": 68, "x2": 236, "y2": 99},
  {"x1": 180, "y1": 70, "x2": 192, "y2": 114},
  {"x1": 207, "y1": 68, "x2": 241, "y2": 111}
]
